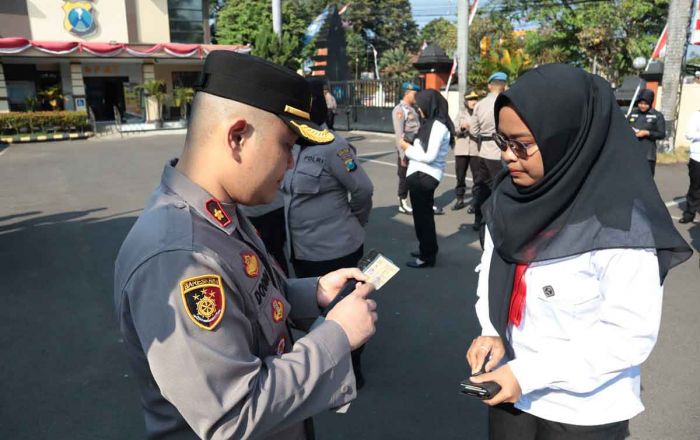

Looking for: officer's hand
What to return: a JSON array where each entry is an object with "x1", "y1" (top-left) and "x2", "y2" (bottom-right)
[
  {"x1": 317, "y1": 268, "x2": 369, "y2": 308},
  {"x1": 466, "y1": 336, "x2": 505, "y2": 374},
  {"x1": 636, "y1": 130, "x2": 650, "y2": 138},
  {"x1": 326, "y1": 283, "x2": 377, "y2": 350},
  {"x1": 470, "y1": 364, "x2": 522, "y2": 406}
]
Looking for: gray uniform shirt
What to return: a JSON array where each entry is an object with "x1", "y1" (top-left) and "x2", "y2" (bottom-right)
[
  {"x1": 114, "y1": 160, "x2": 356, "y2": 439},
  {"x1": 283, "y1": 136, "x2": 373, "y2": 261},
  {"x1": 470, "y1": 93, "x2": 502, "y2": 160},
  {"x1": 392, "y1": 101, "x2": 421, "y2": 160},
  {"x1": 454, "y1": 109, "x2": 479, "y2": 157}
]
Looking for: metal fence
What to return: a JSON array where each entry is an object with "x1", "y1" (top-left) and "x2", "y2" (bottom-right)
[{"x1": 328, "y1": 78, "x2": 424, "y2": 133}]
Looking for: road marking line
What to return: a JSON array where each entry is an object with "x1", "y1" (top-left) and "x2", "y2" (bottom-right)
[
  {"x1": 357, "y1": 151, "x2": 395, "y2": 157},
  {"x1": 665, "y1": 197, "x2": 686, "y2": 208},
  {"x1": 359, "y1": 157, "x2": 463, "y2": 180}
]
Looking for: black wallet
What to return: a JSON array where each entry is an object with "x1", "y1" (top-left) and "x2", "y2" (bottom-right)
[{"x1": 459, "y1": 354, "x2": 502, "y2": 399}]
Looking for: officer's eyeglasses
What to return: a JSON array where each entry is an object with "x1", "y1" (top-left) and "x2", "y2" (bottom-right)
[{"x1": 494, "y1": 132, "x2": 539, "y2": 160}]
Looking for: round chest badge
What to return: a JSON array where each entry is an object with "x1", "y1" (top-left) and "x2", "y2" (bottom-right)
[{"x1": 63, "y1": 2, "x2": 96, "y2": 36}]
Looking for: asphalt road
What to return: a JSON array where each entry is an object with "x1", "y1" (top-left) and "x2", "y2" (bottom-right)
[{"x1": 0, "y1": 131, "x2": 697, "y2": 439}]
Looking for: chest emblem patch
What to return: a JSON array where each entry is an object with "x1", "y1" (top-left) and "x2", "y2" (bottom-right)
[
  {"x1": 276, "y1": 336, "x2": 287, "y2": 355},
  {"x1": 272, "y1": 298, "x2": 285, "y2": 323},
  {"x1": 241, "y1": 252, "x2": 259, "y2": 278},
  {"x1": 543, "y1": 285, "x2": 555, "y2": 298},
  {"x1": 180, "y1": 275, "x2": 225, "y2": 330}
]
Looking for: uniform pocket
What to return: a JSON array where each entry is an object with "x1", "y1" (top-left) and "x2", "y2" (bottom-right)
[
  {"x1": 293, "y1": 160, "x2": 324, "y2": 195},
  {"x1": 257, "y1": 292, "x2": 291, "y2": 346}
]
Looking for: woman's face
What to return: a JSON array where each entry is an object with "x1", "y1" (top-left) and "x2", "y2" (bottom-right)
[{"x1": 498, "y1": 105, "x2": 544, "y2": 187}]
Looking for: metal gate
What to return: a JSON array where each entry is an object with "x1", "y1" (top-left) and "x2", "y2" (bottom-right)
[{"x1": 328, "y1": 78, "x2": 424, "y2": 133}]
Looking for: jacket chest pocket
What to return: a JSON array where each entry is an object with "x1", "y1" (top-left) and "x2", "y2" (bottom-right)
[
  {"x1": 526, "y1": 264, "x2": 602, "y2": 340},
  {"x1": 293, "y1": 159, "x2": 324, "y2": 195}
]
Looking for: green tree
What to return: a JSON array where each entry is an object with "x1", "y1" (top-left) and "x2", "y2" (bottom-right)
[
  {"x1": 420, "y1": 18, "x2": 457, "y2": 55},
  {"x1": 496, "y1": 0, "x2": 669, "y2": 85},
  {"x1": 252, "y1": 24, "x2": 301, "y2": 69},
  {"x1": 379, "y1": 47, "x2": 419, "y2": 78},
  {"x1": 340, "y1": 0, "x2": 419, "y2": 54}
]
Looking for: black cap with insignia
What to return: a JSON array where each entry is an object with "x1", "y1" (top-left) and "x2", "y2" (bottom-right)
[{"x1": 196, "y1": 51, "x2": 334, "y2": 146}]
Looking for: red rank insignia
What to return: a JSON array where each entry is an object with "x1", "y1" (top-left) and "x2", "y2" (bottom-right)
[
  {"x1": 180, "y1": 275, "x2": 226, "y2": 331},
  {"x1": 205, "y1": 198, "x2": 231, "y2": 227},
  {"x1": 276, "y1": 336, "x2": 287, "y2": 355},
  {"x1": 271, "y1": 298, "x2": 285, "y2": 323},
  {"x1": 241, "y1": 252, "x2": 259, "y2": 278}
]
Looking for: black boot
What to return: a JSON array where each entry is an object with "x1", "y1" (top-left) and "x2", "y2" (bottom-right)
[
  {"x1": 679, "y1": 212, "x2": 695, "y2": 224},
  {"x1": 452, "y1": 196, "x2": 466, "y2": 210}
]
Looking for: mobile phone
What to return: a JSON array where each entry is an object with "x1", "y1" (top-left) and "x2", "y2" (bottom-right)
[{"x1": 459, "y1": 379, "x2": 501, "y2": 400}]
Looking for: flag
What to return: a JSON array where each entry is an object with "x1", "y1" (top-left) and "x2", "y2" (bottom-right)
[
  {"x1": 692, "y1": 0, "x2": 700, "y2": 45},
  {"x1": 469, "y1": 0, "x2": 480, "y2": 25},
  {"x1": 338, "y1": 3, "x2": 350, "y2": 15},
  {"x1": 651, "y1": 24, "x2": 668, "y2": 60}
]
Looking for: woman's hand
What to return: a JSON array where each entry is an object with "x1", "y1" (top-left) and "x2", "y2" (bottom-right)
[
  {"x1": 466, "y1": 335, "x2": 506, "y2": 374},
  {"x1": 399, "y1": 139, "x2": 411, "y2": 151},
  {"x1": 470, "y1": 364, "x2": 522, "y2": 406},
  {"x1": 635, "y1": 129, "x2": 650, "y2": 138}
]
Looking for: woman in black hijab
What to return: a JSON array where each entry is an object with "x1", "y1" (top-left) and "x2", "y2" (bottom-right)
[
  {"x1": 465, "y1": 64, "x2": 691, "y2": 439},
  {"x1": 399, "y1": 89, "x2": 455, "y2": 268}
]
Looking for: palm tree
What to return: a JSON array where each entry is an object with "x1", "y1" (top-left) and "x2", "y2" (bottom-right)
[
  {"x1": 173, "y1": 87, "x2": 195, "y2": 120},
  {"x1": 38, "y1": 85, "x2": 63, "y2": 111},
  {"x1": 136, "y1": 80, "x2": 167, "y2": 124}
]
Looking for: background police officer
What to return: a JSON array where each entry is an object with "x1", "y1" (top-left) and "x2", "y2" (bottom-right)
[
  {"x1": 392, "y1": 82, "x2": 421, "y2": 214},
  {"x1": 628, "y1": 89, "x2": 666, "y2": 176},
  {"x1": 284, "y1": 78, "x2": 374, "y2": 388},
  {"x1": 114, "y1": 51, "x2": 379, "y2": 440},
  {"x1": 452, "y1": 91, "x2": 480, "y2": 211},
  {"x1": 471, "y1": 72, "x2": 507, "y2": 233}
]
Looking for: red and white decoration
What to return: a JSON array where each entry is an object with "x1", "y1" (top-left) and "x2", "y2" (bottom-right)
[
  {"x1": 0, "y1": 38, "x2": 250, "y2": 58},
  {"x1": 650, "y1": 24, "x2": 668, "y2": 60},
  {"x1": 692, "y1": 0, "x2": 700, "y2": 45}
]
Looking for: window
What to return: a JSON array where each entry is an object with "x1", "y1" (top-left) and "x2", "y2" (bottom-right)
[{"x1": 168, "y1": 0, "x2": 204, "y2": 44}]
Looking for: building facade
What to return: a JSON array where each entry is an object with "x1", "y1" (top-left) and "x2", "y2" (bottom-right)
[{"x1": 0, "y1": 0, "x2": 246, "y2": 120}]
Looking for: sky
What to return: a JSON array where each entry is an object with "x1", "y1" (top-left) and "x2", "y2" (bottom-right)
[{"x1": 410, "y1": 0, "x2": 458, "y2": 27}]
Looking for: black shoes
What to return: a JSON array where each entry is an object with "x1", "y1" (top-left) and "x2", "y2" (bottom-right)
[
  {"x1": 406, "y1": 258, "x2": 436, "y2": 268},
  {"x1": 433, "y1": 206, "x2": 444, "y2": 215},
  {"x1": 467, "y1": 206, "x2": 475, "y2": 214},
  {"x1": 679, "y1": 214, "x2": 695, "y2": 224},
  {"x1": 452, "y1": 197, "x2": 466, "y2": 211},
  {"x1": 410, "y1": 251, "x2": 421, "y2": 258}
]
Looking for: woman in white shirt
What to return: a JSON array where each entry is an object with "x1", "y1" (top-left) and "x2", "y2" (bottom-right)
[
  {"x1": 465, "y1": 64, "x2": 692, "y2": 439},
  {"x1": 680, "y1": 109, "x2": 700, "y2": 223},
  {"x1": 399, "y1": 89, "x2": 454, "y2": 268}
]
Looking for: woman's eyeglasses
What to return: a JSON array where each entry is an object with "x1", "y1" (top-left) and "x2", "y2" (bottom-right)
[{"x1": 493, "y1": 132, "x2": 538, "y2": 160}]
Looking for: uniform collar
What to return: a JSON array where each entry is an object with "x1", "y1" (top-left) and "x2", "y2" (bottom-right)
[{"x1": 161, "y1": 158, "x2": 237, "y2": 235}]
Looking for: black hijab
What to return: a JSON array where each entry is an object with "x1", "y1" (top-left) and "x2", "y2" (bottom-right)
[
  {"x1": 307, "y1": 77, "x2": 328, "y2": 126},
  {"x1": 415, "y1": 89, "x2": 455, "y2": 150},
  {"x1": 483, "y1": 64, "x2": 692, "y2": 359}
]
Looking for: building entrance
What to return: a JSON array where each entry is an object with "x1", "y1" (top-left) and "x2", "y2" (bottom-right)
[{"x1": 84, "y1": 76, "x2": 128, "y2": 121}]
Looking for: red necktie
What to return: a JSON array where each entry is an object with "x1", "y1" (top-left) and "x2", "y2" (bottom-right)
[{"x1": 508, "y1": 264, "x2": 528, "y2": 327}]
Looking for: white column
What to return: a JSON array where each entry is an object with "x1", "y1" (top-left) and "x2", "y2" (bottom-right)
[{"x1": 0, "y1": 64, "x2": 9, "y2": 113}]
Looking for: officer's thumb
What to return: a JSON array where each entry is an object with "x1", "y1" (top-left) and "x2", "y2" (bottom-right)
[{"x1": 352, "y1": 281, "x2": 376, "y2": 299}]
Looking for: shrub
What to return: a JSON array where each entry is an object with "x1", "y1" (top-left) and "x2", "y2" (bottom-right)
[{"x1": 0, "y1": 111, "x2": 91, "y2": 135}]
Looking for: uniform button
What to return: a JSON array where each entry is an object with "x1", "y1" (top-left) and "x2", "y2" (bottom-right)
[
  {"x1": 174, "y1": 202, "x2": 186, "y2": 209},
  {"x1": 341, "y1": 385, "x2": 352, "y2": 394}
]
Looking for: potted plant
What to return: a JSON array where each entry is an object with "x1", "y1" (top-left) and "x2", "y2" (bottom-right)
[
  {"x1": 38, "y1": 85, "x2": 64, "y2": 111},
  {"x1": 173, "y1": 87, "x2": 195, "y2": 120},
  {"x1": 136, "y1": 79, "x2": 166, "y2": 126}
]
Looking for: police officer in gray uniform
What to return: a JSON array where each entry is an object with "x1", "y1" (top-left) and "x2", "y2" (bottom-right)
[
  {"x1": 470, "y1": 72, "x2": 507, "y2": 233},
  {"x1": 284, "y1": 78, "x2": 374, "y2": 387},
  {"x1": 114, "y1": 52, "x2": 378, "y2": 440},
  {"x1": 392, "y1": 82, "x2": 421, "y2": 214}
]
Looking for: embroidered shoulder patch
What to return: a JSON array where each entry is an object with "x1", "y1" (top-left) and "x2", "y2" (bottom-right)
[
  {"x1": 180, "y1": 275, "x2": 226, "y2": 330},
  {"x1": 241, "y1": 252, "x2": 259, "y2": 278},
  {"x1": 336, "y1": 147, "x2": 357, "y2": 172},
  {"x1": 205, "y1": 198, "x2": 231, "y2": 228}
]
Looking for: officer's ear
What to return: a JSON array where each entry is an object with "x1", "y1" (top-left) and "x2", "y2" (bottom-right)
[{"x1": 227, "y1": 119, "x2": 248, "y2": 155}]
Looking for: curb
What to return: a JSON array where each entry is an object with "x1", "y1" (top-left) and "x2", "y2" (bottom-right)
[{"x1": 0, "y1": 132, "x2": 94, "y2": 144}]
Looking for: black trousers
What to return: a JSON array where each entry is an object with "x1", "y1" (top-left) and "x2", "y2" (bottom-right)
[
  {"x1": 473, "y1": 158, "x2": 504, "y2": 222},
  {"x1": 291, "y1": 245, "x2": 365, "y2": 377},
  {"x1": 489, "y1": 404, "x2": 629, "y2": 440},
  {"x1": 407, "y1": 171, "x2": 440, "y2": 260},
  {"x1": 649, "y1": 160, "x2": 656, "y2": 177},
  {"x1": 397, "y1": 155, "x2": 409, "y2": 199},
  {"x1": 326, "y1": 112, "x2": 335, "y2": 130},
  {"x1": 455, "y1": 155, "x2": 478, "y2": 201},
  {"x1": 247, "y1": 207, "x2": 289, "y2": 276},
  {"x1": 684, "y1": 158, "x2": 700, "y2": 216}
]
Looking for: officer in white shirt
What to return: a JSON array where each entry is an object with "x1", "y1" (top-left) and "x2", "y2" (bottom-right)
[{"x1": 465, "y1": 65, "x2": 691, "y2": 440}]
